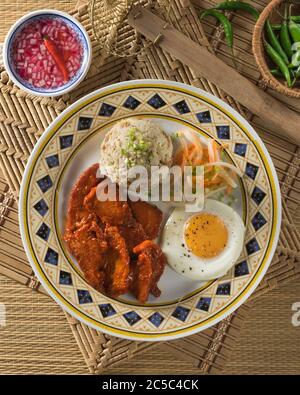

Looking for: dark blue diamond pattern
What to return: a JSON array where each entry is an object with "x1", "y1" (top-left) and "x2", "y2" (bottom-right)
[
  {"x1": 196, "y1": 110, "x2": 212, "y2": 123},
  {"x1": 216, "y1": 282, "x2": 231, "y2": 295},
  {"x1": 172, "y1": 306, "x2": 190, "y2": 322},
  {"x1": 216, "y1": 125, "x2": 230, "y2": 139},
  {"x1": 147, "y1": 94, "x2": 166, "y2": 109},
  {"x1": 148, "y1": 312, "x2": 164, "y2": 327},
  {"x1": 77, "y1": 290, "x2": 93, "y2": 304},
  {"x1": 99, "y1": 103, "x2": 116, "y2": 117},
  {"x1": 99, "y1": 304, "x2": 117, "y2": 318},
  {"x1": 37, "y1": 175, "x2": 53, "y2": 193},
  {"x1": 60, "y1": 135, "x2": 73, "y2": 149},
  {"x1": 59, "y1": 271, "x2": 73, "y2": 286},
  {"x1": 123, "y1": 311, "x2": 141, "y2": 326},
  {"x1": 46, "y1": 154, "x2": 59, "y2": 168},
  {"x1": 234, "y1": 143, "x2": 247, "y2": 157},
  {"x1": 34, "y1": 199, "x2": 49, "y2": 217},
  {"x1": 36, "y1": 223, "x2": 50, "y2": 241},
  {"x1": 246, "y1": 162, "x2": 259, "y2": 180},
  {"x1": 251, "y1": 186, "x2": 266, "y2": 205},
  {"x1": 44, "y1": 247, "x2": 58, "y2": 265},
  {"x1": 251, "y1": 212, "x2": 267, "y2": 231},
  {"x1": 123, "y1": 95, "x2": 141, "y2": 110},
  {"x1": 78, "y1": 117, "x2": 93, "y2": 130},
  {"x1": 173, "y1": 100, "x2": 190, "y2": 114},
  {"x1": 246, "y1": 238, "x2": 260, "y2": 255},
  {"x1": 234, "y1": 261, "x2": 249, "y2": 277},
  {"x1": 196, "y1": 297, "x2": 211, "y2": 312}
]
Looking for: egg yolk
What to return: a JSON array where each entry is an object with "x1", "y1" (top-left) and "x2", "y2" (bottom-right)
[{"x1": 184, "y1": 213, "x2": 228, "y2": 258}]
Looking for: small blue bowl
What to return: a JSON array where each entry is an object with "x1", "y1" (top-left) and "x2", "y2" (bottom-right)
[{"x1": 3, "y1": 9, "x2": 92, "y2": 97}]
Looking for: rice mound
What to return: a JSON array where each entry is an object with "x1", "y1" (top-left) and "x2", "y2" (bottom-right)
[{"x1": 100, "y1": 118, "x2": 173, "y2": 184}]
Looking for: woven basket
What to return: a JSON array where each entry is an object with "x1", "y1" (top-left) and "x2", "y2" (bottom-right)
[{"x1": 252, "y1": 0, "x2": 300, "y2": 98}]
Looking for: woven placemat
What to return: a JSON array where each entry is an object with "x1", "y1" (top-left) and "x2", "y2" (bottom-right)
[
  {"x1": 1, "y1": 270, "x2": 298, "y2": 375},
  {"x1": 0, "y1": 273, "x2": 88, "y2": 375},
  {"x1": 193, "y1": 0, "x2": 300, "y2": 213},
  {"x1": 127, "y1": 0, "x2": 300, "y2": 280},
  {"x1": 124, "y1": 0, "x2": 300, "y2": 371},
  {"x1": 0, "y1": 166, "x2": 253, "y2": 374},
  {"x1": 0, "y1": 0, "x2": 299, "y2": 375},
  {"x1": 101, "y1": 276, "x2": 300, "y2": 375},
  {"x1": 0, "y1": 1, "x2": 76, "y2": 41}
]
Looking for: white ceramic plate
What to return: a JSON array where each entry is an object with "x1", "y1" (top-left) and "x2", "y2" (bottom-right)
[{"x1": 19, "y1": 80, "x2": 281, "y2": 341}]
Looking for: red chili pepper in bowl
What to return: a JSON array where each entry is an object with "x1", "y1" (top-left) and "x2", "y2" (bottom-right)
[{"x1": 43, "y1": 35, "x2": 69, "y2": 83}]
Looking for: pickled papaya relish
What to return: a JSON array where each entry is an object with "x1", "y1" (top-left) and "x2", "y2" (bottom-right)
[{"x1": 11, "y1": 16, "x2": 84, "y2": 89}]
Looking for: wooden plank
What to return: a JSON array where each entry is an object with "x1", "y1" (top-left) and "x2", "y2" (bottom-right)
[{"x1": 128, "y1": 6, "x2": 300, "y2": 145}]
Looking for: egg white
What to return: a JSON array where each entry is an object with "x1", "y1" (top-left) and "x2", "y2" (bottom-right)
[{"x1": 160, "y1": 199, "x2": 246, "y2": 281}]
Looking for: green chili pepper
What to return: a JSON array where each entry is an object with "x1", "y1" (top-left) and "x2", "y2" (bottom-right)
[
  {"x1": 290, "y1": 66, "x2": 300, "y2": 86},
  {"x1": 264, "y1": 40, "x2": 292, "y2": 87},
  {"x1": 290, "y1": 50, "x2": 300, "y2": 68},
  {"x1": 280, "y1": 6, "x2": 293, "y2": 58},
  {"x1": 291, "y1": 64, "x2": 300, "y2": 81},
  {"x1": 291, "y1": 16, "x2": 300, "y2": 23},
  {"x1": 265, "y1": 20, "x2": 289, "y2": 64},
  {"x1": 271, "y1": 24, "x2": 282, "y2": 31},
  {"x1": 280, "y1": 25, "x2": 293, "y2": 58},
  {"x1": 270, "y1": 68, "x2": 282, "y2": 77},
  {"x1": 288, "y1": 62, "x2": 297, "y2": 69},
  {"x1": 201, "y1": 9, "x2": 234, "y2": 49},
  {"x1": 215, "y1": 1, "x2": 260, "y2": 19},
  {"x1": 288, "y1": 19, "x2": 300, "y2": 43}
]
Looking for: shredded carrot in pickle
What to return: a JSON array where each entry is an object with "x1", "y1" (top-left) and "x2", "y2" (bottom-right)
[{"x1": 174, "y1": 136, "x2": 239, "y2": 195}]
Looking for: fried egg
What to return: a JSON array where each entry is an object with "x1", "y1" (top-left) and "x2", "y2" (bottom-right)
[{"x1": 161, "y1": 199, "x2": 245, "y2": 281}]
